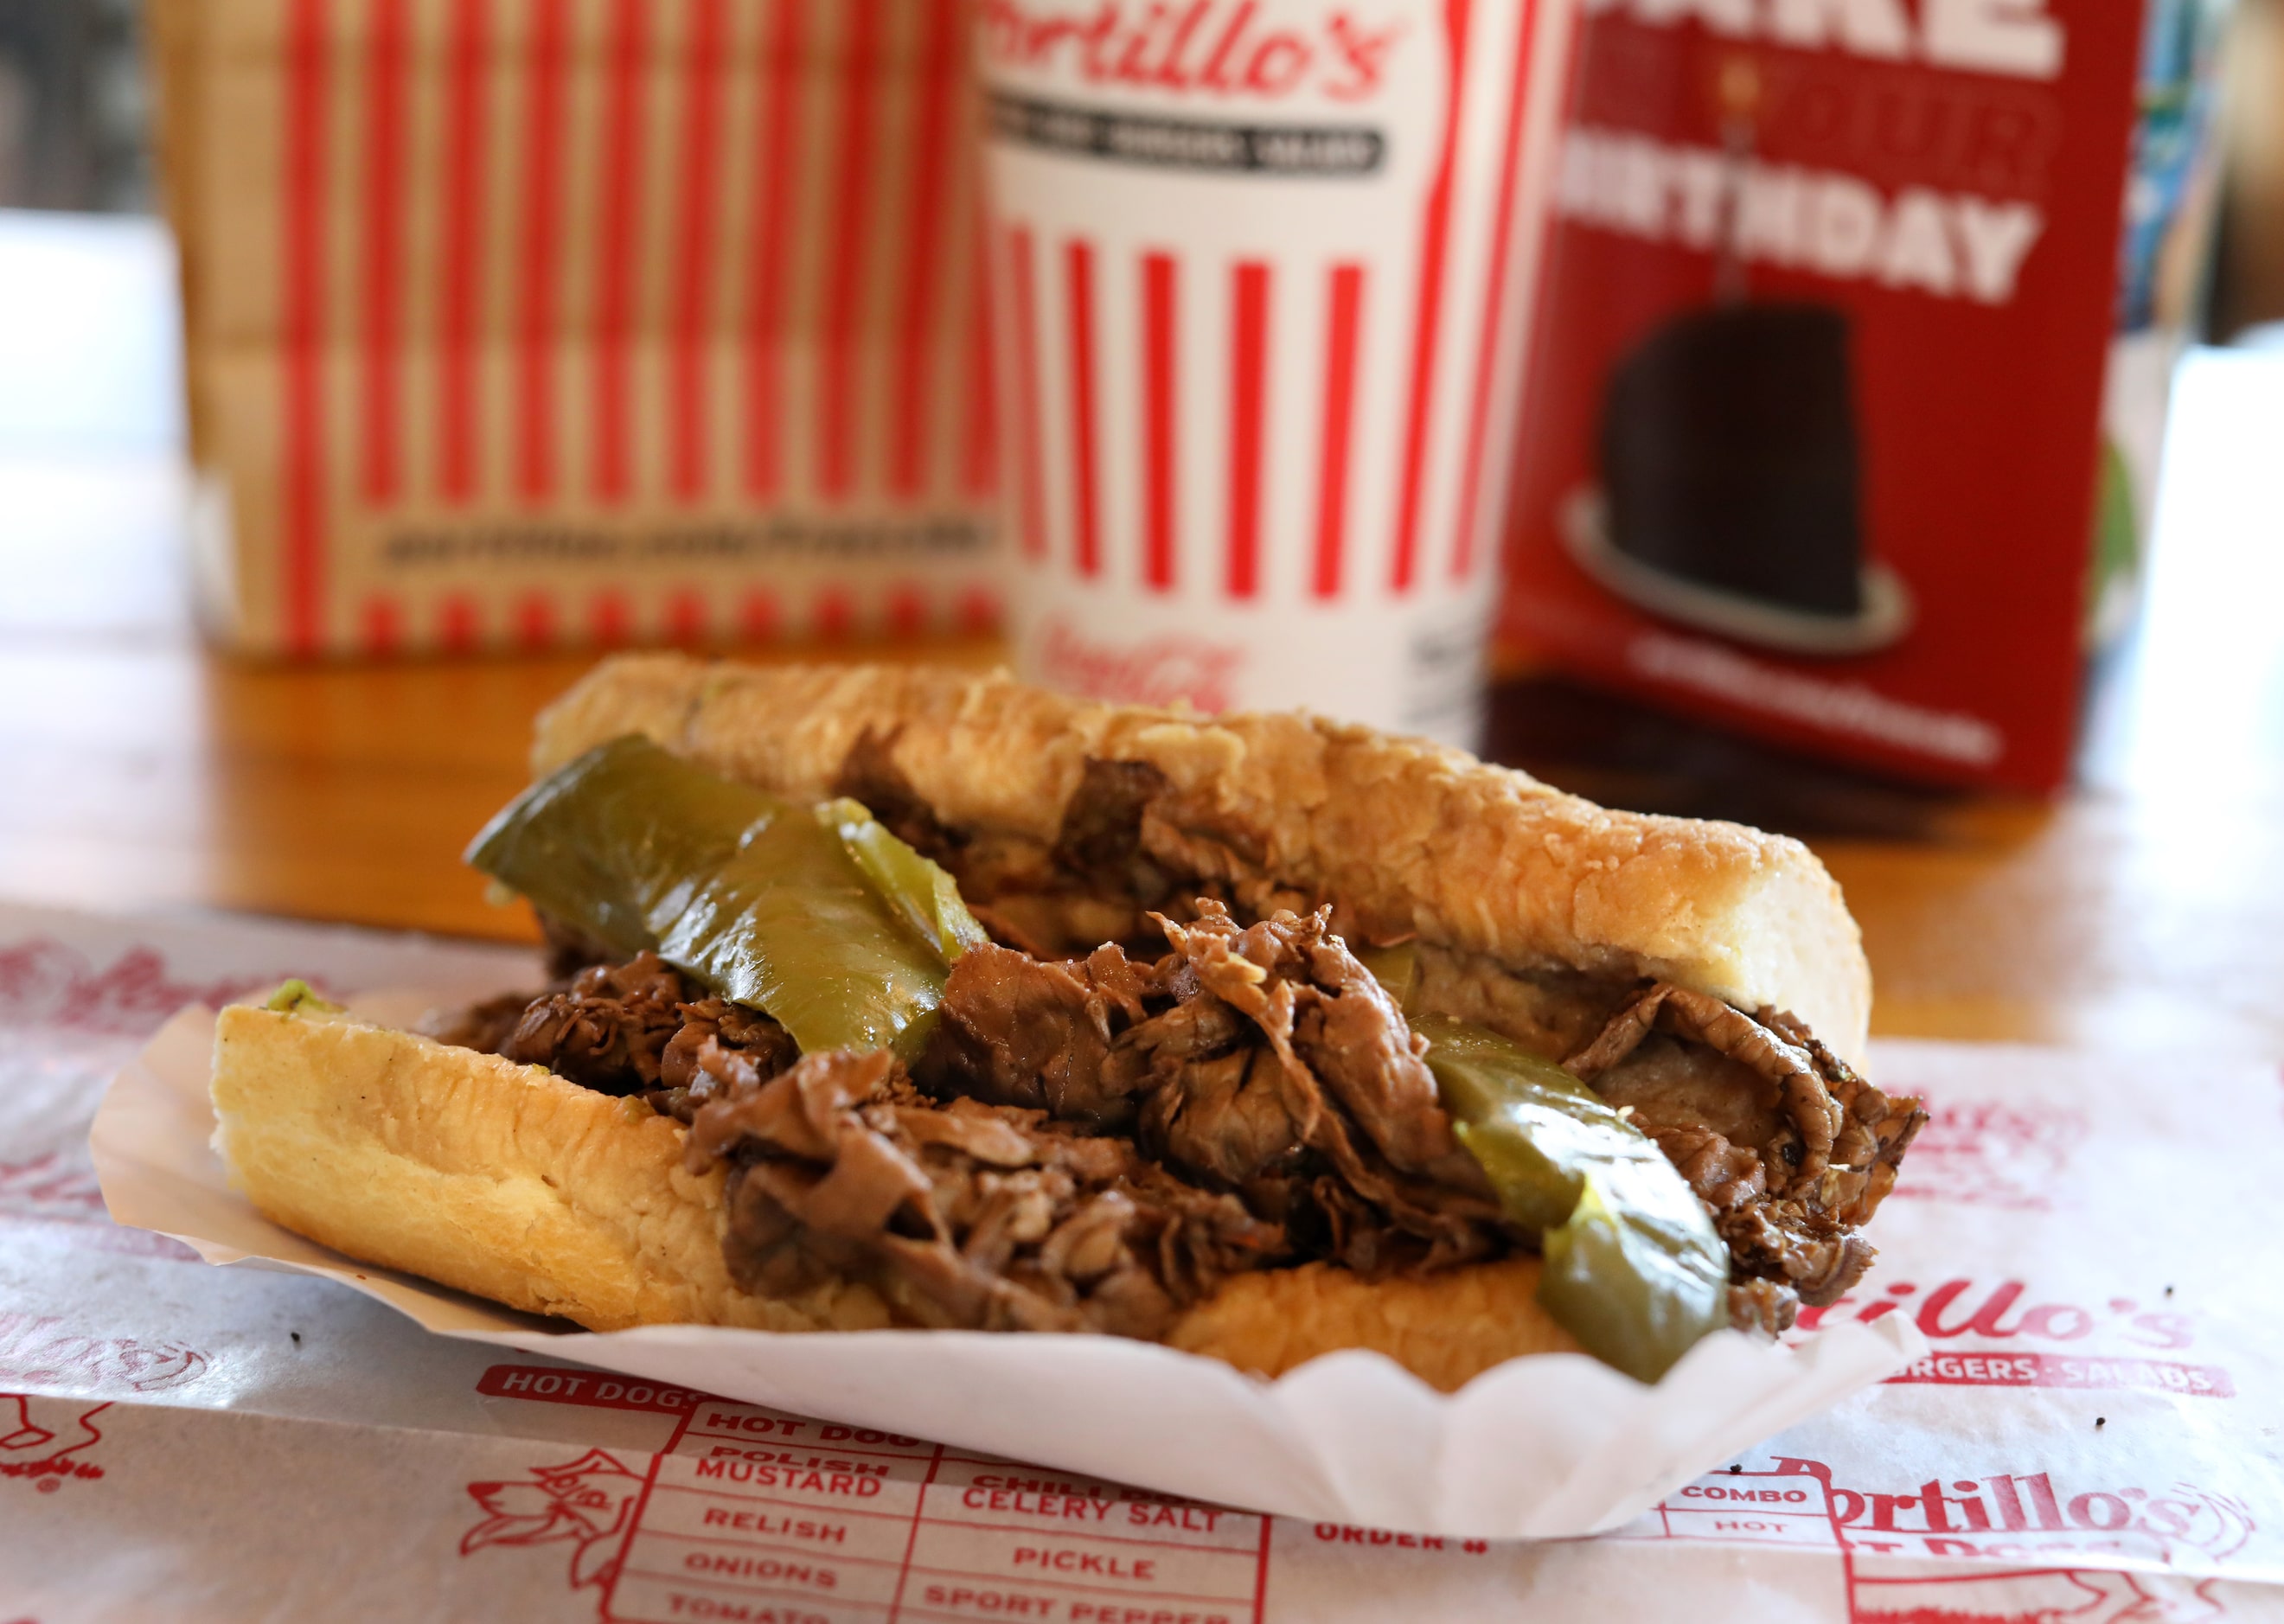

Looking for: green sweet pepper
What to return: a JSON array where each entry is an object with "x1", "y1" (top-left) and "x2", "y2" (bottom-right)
[
  {"x1": 465, "y1": 735, "x2": 979, "y2": 1060},
  {"x1": 1417, "y1": 1013, "x2": 1729, "y2": 1383}
]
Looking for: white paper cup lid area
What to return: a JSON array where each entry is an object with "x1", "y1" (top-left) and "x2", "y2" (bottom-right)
[{"x1": 91, "y1": 1001, "x2": 1922, "y2": 1539}]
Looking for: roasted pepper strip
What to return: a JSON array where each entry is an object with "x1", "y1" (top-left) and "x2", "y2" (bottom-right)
[
  {"x1": 817, "y1": 798, "x2": 988, "y2": 964},
  {"x1": 466, "y1": 736, "x2": 952, "y2": 1059},
  {"x1": 466, "y1": 734, "x2": 772, "y2": 957},
  {"x1": 1417, "y1": 1013, "x2": 1728, "y2": 1383}
]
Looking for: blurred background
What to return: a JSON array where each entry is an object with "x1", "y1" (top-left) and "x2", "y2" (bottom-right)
[
  {"x1": 0, "y1": 0, "x2": 148, "y2": 212},
  {"x1": 3, "y1": 0, "x2": 2284, "y2": 1054},
  {"x1": 9, "y1": 0, "x2": 2283, "y2": 316}
]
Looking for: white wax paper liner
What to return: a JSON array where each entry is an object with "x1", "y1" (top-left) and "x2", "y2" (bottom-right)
[{"x1": 91, "y1": 1001, "x2": 1923, "y2": 1538}]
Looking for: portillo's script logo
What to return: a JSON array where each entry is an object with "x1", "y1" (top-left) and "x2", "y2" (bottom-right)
[
  {"x1": 1799, "y1": 1278, "x2": 2197, "y2": 1348},
  {"x1": 1770, "y1": 1458, "x2": 2255, "y2": 1567},
  {"x1": 980, "y1": 1, "x2": 1411, "y2": 101},
  {"x1": 1795, "y1": 1276, "x2": 2230, "y2": 1397}
]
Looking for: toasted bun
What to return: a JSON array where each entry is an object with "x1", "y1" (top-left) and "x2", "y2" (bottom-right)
[
  {"x1": 212, "y1": 661, "x2": 1869, "y2": 1390},
  {"x1": 211, "y1": 1004, "x2": 1581, "y2": 1391},
  {"x1": 533, "y1": 656, "x2": 1871, "y2": 1063},
  {"x1": 209, "y1": 1003, "x2": 887, "y2": 1333}
]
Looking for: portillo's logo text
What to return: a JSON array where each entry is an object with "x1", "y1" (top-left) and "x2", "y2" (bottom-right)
[
  {"x1": 980, "y1": 1, "x2": 1411, "y2": 101},
  {"x1": 1770, "y1": 1459, "x2": 2255, "y2": 1565},
  {"x1": 1797, "y1": 1278, "x2": 2195, "y2": 1347}
]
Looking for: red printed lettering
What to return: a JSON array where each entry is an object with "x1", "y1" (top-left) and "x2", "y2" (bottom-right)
[
  {"x1": 2069, "y1": 1492, "x2": 2133, "y2": 1531},
  {"x1": 681, "y1": 1551, "x2": 838, "y2": 1590},
  {"x1": 690, "y1": 1459, "x2": 887, "y2": 1499},
  {"x1": 965, "y1": 1487, "x2": 1117, "y2": 1521},
  {"x1": 816, "y1": 1424, "x2": 921, "y2": 1447},
  {"x1": 1323, "y1": 15, "x2": 1405, "y2": 99},
  {"x1": 703, "y1": 1412, "x2": 809, "y2": 1437},
  {"x1": 979, "y1": 0, "x2": 1409, "y2": 103},
  {"x1": 1008, "y1": 1546, "x2": 1159, "y2": 1582},
  {"x1": 922, "y1": 1585, "x2": 1061, "y2": 1616},
  {"x1": 479, "y1": 1364, "x2": 709, "y2": 1414}
]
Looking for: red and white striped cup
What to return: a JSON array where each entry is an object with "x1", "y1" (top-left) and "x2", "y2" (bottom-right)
[{"x1": 977, "y1": 0, "x2": 1577, "y2": 745}]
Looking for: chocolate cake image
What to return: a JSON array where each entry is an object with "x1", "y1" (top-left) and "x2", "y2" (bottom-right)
[{"x1": 1564, "y1": 302, "x2": 1911, "y2": 656}]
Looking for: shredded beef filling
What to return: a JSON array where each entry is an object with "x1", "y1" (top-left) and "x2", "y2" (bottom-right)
[
  {"x1": 918, "y1": 903, "x2": 1506, "y2": 1278},
  {"x1": 431, "y1": 749, "x2": 1919, "y2": 1340},
  {"x1": 428, "y1": 951, "x2": 797, "y2": 1124},
  {"x1": 835, "y1": 738, "x2": 1310, "y2": 958},
  {"x1": 683, "y1": 1045, "x2": 1281, "y2": 1338},
  {"x1": 1566, "y1": 985, "x2": 1925, "y2": 1308}
]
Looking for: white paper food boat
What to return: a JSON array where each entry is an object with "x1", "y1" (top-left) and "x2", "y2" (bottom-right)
[{"x1": 92, "y1": 997, "x2": 1923, "y2": 1539}]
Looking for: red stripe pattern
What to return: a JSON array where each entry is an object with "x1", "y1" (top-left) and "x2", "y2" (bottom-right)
[
  {"x1": 1142, "y1": 252, "x2": 1178, "y2": 592},
  {"x1": 1064, "y1": 239, "x2": 1103, "y2": 579},
  {"x1": 744, "y1": 0, "x2": 806, "y2": 499},
  {"x1": 1226, "y1": 261, "x2": 1270, "y2": 601},
  {"x1": 963, "y1": 207, "x2": 1000, "y2": 500},
  {"x1": 515, "y1": 0, "x2": 568, "y2": 503},
  {"x1": 272, "y1": 0, "x2": 1007, "y2": 657},
  {"x1": 669, "y1": 0, "x2": 729, "y2": 503},
  {"x1": 1314, "y1": 263, "x2": 1366, "y2": 600},
  {"x1": 592, "y1": 591, "x2": 633, "y2": 647},
  {"x1": 957, "y1": 585, "x2": 1001, "y2": 637},
  {"x1": 1451, "y1": 0, "x2": 1541, "y2": 582},
  {"x1": 438, "y1": 0, "x2": 489, "y2": 505},
  {"x1": 886, "y1": 583, "x2": 927, "y2": 640},
  {"x1": 666, "y1": 589, "x2": 707, "y2": 646},
  {"x1": 439, "y1": 593, "x2": 481, "y2": 654},
  {"x1": 739, "y1": 588, "x2": 780, "y2": 643},
  {"x1": 280, "y1": 0, "x2": 328, "y2": 657},
  {"x1": 515, "y1": 591, "x2": 555, "y2": 650},
  {"x1": 819, "y1": 0, "x2": 885, "y2": 500},
  {"x1": 1008, "y1": 227, "x2": 1047, "y2": 561},
  {"x1": 358, "y1": 0, "x2": 406, "y2": 504},
  {"x1": 360, "y1": 594, "x2": 401, "y2": 658},
  {"x1": 592, "y1": 0, "x2": 647, "y2": 504},
  {"x1": 815, "y1": 585, "x2": 855, "y2": 641},
  {"x1": 1390, "y1": 0, "x2": 1475, "y2": 593},
  {"x1": 888, "y1": 0, "x2": 962, "y2": 498}
]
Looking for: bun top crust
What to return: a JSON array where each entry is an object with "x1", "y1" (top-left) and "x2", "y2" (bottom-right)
[{"x1": 531, "y1": 655, "x2": 1872, "y2": 1065}]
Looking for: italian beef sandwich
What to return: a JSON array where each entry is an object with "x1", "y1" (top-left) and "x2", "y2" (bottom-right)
[{"x1": 210, "y1": 655, "x2": 1923, "y2": 1391}]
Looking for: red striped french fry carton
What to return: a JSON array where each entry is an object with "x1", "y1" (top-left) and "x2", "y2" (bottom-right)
[
  {"x1": 976, "y1": 0, "x2": 1580, "y2": 747},
  {"x1": 152, "y1": 0, "x2": 1002, "y2": 659}
]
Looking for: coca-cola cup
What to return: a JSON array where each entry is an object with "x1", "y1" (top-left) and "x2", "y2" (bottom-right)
[{"x1": 977, "y1": 0, "x2": 1578, "y2": 746}]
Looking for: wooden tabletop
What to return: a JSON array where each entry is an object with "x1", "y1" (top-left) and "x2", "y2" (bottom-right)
[{"x1": 6, "y1": 332, "x2": 2281, "y2": 1057}]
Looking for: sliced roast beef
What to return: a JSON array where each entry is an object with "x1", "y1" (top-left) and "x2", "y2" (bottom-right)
[
  {"x1": 1728, "y1": 1276, "x2": 1799, "y2": 1336},
  {"x1": 920, "y1": 901, "x2": 1506, "y2": 1277},
  {"x1": 1565, "y1": 983, "x2": 1924, "y2": 1307},
  {"x1": 440, "y1": 734, "x2": 1922, "y2": 1345},
  {"x1": 498, "y1": 951, "x2": 689, "y2": 1091},
  {"x1": 686, "y1": 1044, "x2": 1283, "y2": 1337},
  {"x1": 428, "y1": 949, "x2": 797, "y2": 1123},
  {"x1": 920, "y1": 943, "x2": 1150, "y2": 1128}
]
